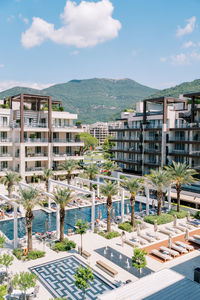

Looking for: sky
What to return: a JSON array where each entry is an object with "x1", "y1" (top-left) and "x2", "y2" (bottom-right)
[{"x1": 0, "y1": 0, "x2": 200, "y2": 91}]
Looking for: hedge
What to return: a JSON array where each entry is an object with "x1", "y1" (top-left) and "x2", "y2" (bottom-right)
[
  {"x1": 168, "y1": 210, "x2": 188, "y2": 219},
  {"x1": 53, "y1": 238, "x2": 76, "y2": 251},
  {"x1": 144, "y1": 214, "x2": 174, "y2": 225},
  {"x1": 98, "y1": 231, "x2": 120, "y2": 239}
]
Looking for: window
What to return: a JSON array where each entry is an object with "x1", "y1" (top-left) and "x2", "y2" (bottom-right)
[
  {"x1": 0, "y1": 132, "x2": 7, "y2": 141},
  {"x1": 35, "y1": 161, "x2": 41, "y2": 168},
  {"x1": 1, "y1": 161, "x2": 7, "y2": 169},
  {"x1": 66, "y1": 147, "x2": 71, "y2": 154},
  {"x1": 3, "y1": 117, "x2": 7, "y2": 126},
  {"x1": 53, "y1": 147, "x2": 59, "y2": 154},
  {"x1": 36, "y1": 147, "x2": 41, "y2": 154}
]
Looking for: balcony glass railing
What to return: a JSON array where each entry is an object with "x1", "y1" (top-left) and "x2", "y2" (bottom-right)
[
  {"x1": 144, "y1": 148, "x2": 161, "y2": 153},
  {"x1": 53, "y1": 152, "x2": 81, "y2": 157},
  {"x1": 175, "y1": 122, "x2": 200, "y2": 128},
  {"x1": 24, "y1": 123, "x2": 48, "y2": 128},
  {"x1": 52, "y1": 124, "x2": 76, "y2": 128},
  {"x1": 26, "y1": 153, "x2": 48, "y2": 158},
  {"x1": 0, "y1": 138, "x2": 12, "y2": 142},
  {"x1": 24, "y1": 138, "x2": 48, "y2": 143},
  {"x1": 25, "y1": 167, "x2": 44, "y2": 172},
  {"x1": 52, "y1": 139, "x2": 81, "y2": 143},
  {"x1": 0, "y1": 153, "x2": 12, "y2": 157}
]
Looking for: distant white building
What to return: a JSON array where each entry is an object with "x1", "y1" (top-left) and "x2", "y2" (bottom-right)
[{"x1": 83, "y1": 121, "x2": 121, "y2": 145}]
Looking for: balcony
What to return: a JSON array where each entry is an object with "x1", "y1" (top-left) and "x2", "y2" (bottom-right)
[
  {"x1": 144, "y1": 137, "x2": 161, "y2": 142},
  {"x1": 52, "y1": 138, "x2": 81, "y2": 143},
  {"x1": 144, "y1": 148, "x2": 161, "y2": 153},
  {"x1": 0, "y1": 153, "x2": 12, "y2": 157},
  {"x1": 0, "y1": 138, "x2": 12, "y2": 143},
  {"x1": 24, "y1": 138, "x2": 48, "y2": 143},
  {"x1": 172, "y1": 123, "x2": 200, "y2": 129},
  {"x1": 26, "y1": 153, "x2": 48, "y2": 158},
  {"x1": 144, "y1": 160, "x2": 161, "y2": 166},
  {"x1": 52, "y1": 152, "x2": 83, "y2": 161},
  {"x1": 25, "y1": 153, "x2": 48, "y2": 161},
  {"x1": 25, "y1": 167, "x2": 44, "y2": 172},
  {"x1": 24, "y1": 123, "x2": 48, "y2": 128}
]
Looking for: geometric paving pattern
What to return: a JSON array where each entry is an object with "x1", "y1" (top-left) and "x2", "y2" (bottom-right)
[
  {"x1": 30, "y1": 255, "x2": 115, "y2": 300},
  {"x1": 95, "y1": 246, "x2": 153, "y2": 278}
]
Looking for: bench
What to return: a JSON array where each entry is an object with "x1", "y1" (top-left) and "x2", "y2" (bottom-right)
[
  {"x1": 78, "y1": 247, "x2": 91, "y2": 259},
  {"x1": 96, "y1": 260, "x2": 118, "y2": 277}
]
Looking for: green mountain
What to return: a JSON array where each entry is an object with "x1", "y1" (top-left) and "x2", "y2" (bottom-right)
[
  {"x1": 0, "y1": 78, "x2": 157, "y2": 123},
  {"x1": 147, "y1": 79, "x2": 200, "y2": 99}
]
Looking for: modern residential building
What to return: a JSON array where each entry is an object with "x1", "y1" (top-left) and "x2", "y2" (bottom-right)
[
  {"x1": 110, "y1": 93, "x2": 200, "y2": 179},
  {"x1": 0, "y1": 94, "x2": 84, "y2": 182},
  {"x1": 83, "y1": 121, "x2": 120, "y2": 145}
]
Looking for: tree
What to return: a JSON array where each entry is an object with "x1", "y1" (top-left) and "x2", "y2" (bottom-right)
[
  {"x1": 59, "y1": 159, "x2": 79, "y2": 184},
  {"x1": 74, "y1": 265, "x2": 94, "y2": 300},
  {"x1": 53, "y1": 187, "x2": 73, "y2": 242},
  {"x1": 42, "y1": 168, "x2": 54, "y2": 191},
  {"x1": 165, "y1": 161, "x2": 197, "y2": 212},
  {"x1": 0, "y1": 284, "x2": 7, "y2": 300},
  {"x1": 103, "y1": 161, "x2": 121, "y2": 176},
  {"x1": 83, "y1": 164, "x2": 99, "y2": 191},
  {"x1": 100, "y1": 181, "x2": 118, "y2": 232},
  {"x1": 0, "y1": 253, "x2": 14, "y2": 275},
  {"x1": 78, "y1": 133, "x2": 98, "y2": 152},
  {"x1": 0, "y1": 171, "x2": 22, "y2": 198},
  {"x1": 12, "y1": 272, "x2": 37, "y2": 300},
  {"x1": 17, "y1": 187, "x2": 40, "y2": 251},
  {"x1": 0, "y1": 235, "x2": 5, "y2": 248},
  {"x1": 76, "y1": 219, "x2": 88, "y2": 255},
  {"x1": 145, "y1": 168, "x2": 170, "y2": 216},
  {"x1": 102, "y1": 135, "x2": 115, "y2": 159},
  {"x1": 122, "y1": 178, "x2": 143, "y2": 227},
  {"x1": 132, "y1": 247, "x2": 147, "y2": 278}
]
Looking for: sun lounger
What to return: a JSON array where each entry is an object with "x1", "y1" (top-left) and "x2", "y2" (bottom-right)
[
  {"x1": 140, "y1": 233, "x2": 155, "y2": 243},
  {"x1": 187, "y1": 220, "x2": 200, "y2": 227},
  {"x1": 179, "y1": 222, "x2": 194, "y2": 230},
  {"x1": 188, "y1": 237, "x2": 200, "y2": 245},
  {"x1": 159, "y1": 228, "x2": 175, "y2": 236},
  {"x1": 171, "y1": 243, "x2": 188, "y2": 254},
  {"x1": 175, "y1": 241, "x2": 194, "y2": 251},
  {"x1": 193, "y1": 234, "x2": 200, "y2": 240},
  {"x1": 151, "y1": 249, "x2": 172, "y2": 261},
  {"x1": 125, "y1": 239, "x2": 140, "y2": 248},
  {"x1": 159, "y1": 246, "x2": 179, "y2": 257},
  {"x1": 147, "y1": 233, "x2": 161, "y2": 240},
  {"x1": 165, "y1": 226, "x2": 180, "y2": 234},
  {"x1": 174, "y1": 225, "x2": 186, "y2": 232},
  {"x1": 134, "y1": 237, "x2": 148, "y2": 245}
]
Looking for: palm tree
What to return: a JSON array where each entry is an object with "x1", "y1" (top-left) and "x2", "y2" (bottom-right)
[
  {"x1": 53, "y1": 187, "x2": 74, "y2": 242},
  {"x1": 42, "y1": 168, "x2": 54, "y2": 191},
  {"x1": 122, "y1": 178, "x2": 143, "y2": 227},
  {"x1": 1, "y1": 171, "x2": 21, "y2": 198},
  {"x1": 145, "y1": 168, "x2": 170, "y2": 216},
  {"x1": 17, "y1": 187, "x2": 40, "y2": 251},
  {"x1": 100, "y1": 181, "x2": 118, "y2": 232},
  {"x1": 103, "y1": 161, "x2": 121, "y2": 177},
  {"x1": 84, "y1": 164, "x2": 99, "y2": 191},
  {"x1": 165, "y1": 161, "x2": 197, "y2": 212},
  {"x1": 59, "y1": 159, "x2": 79, "y2": 184}
]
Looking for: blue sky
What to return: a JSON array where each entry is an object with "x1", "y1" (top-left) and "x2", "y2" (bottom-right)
[{"x1": 0, "y1": 0, "x2": 200, "y2": 91}]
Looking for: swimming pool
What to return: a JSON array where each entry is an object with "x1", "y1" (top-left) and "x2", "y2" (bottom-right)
[{"x1": 0, "y1": 200, "x2": 146, "y2": 240}]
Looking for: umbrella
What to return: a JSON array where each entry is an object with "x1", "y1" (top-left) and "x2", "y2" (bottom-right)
[
  {"x1": 45, "y1": 219, "x2": 49, "y2": 232},
  {"x1": 137, "y1": 224, "x2": 140, "y2": 237},
  {"x1": 168, "y1": 234, "x2": 172, "y2": 249},
  {"x1": 187, "y1": 211, "x2": 191, "y2": 222},
  {"x1": 173, "y1": 215, "x2": 177, "y2": 227},
  {"x1": 185, "y1": 228, "x2": 189, "y2": 241},
  {"x1": 126, "y1": 203, "x2": 129, "y2": 215},
  {"x1": 152, "y1": 199, "x2": 155, "y2": 209},
  {"x1": 112, "y1": 207, "x2": 115, "y2": 218},
  {"x1": 154, "y1": 220, "x2": 158, "y2": 233},
  {"x1": 139, "y1": 202, "x2": 143, "y2": 212}
]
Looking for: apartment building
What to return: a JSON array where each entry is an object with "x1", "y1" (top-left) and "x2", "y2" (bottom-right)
[
  {"x1": 110, "y1": 93, "x2": 200, "y2": 178},
  {"x1": 0, "y1": 94, "x2": 84, "y2": 181},
  {"x1": 83, "y1": 121, "x2": 119, "y2": 145}
]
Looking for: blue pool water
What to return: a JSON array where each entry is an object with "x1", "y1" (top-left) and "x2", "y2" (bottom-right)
[{"x1": 0, "y1": 200, "x2": 146, "y2": 240}]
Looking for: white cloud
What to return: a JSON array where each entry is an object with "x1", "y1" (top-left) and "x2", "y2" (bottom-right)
[
  {"x1": 71, "y1": 50, "x2": 79, "y2": 55},
  {"x1": 160, "y1": 57, "x2": 167, "y2": 62},
  {"x1": 0, "y1": 64, "x2": 4, "y2": 68},
  {"x1": 0, "y1": 81, "x2": 53, "y2": 92},
  {"x1": 23, "y1": 18, "x2": 29, "y2": 24},
  {"x1": 171, "y1": 53, "x2": 188, "y2": 65},
  {"x1": 176, "y1": 16, "x2": 196, "y2": 37},
  {"x1": 190, "y1": 51, "x2": 200, "y2": 61},
  {"x1": 18, "y1": 13, "x2": 29, "y2": 24},
  {"x1": 7, "y1": 15, "x2": 15, "y2": 22},
  {"x1": 21, "y1": 0, "x2": 121, "y2": 49},
  {"x1": 182, "y1": 41, "x2": 196, "y2": 48}
]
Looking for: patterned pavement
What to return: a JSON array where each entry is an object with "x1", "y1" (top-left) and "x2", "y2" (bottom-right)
[{"x1": 30, "y1": 255, "x2": 115, "y2": 300}]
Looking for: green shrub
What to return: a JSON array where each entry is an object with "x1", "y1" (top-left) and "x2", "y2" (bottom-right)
[
  {"x1": 25, "y1": 250, "x2": 45, "y2": 260},
  {"x1": 13, "y1": 248, "x2": 23, "y2": 260},
  {"x1": 53, "y1": 239, "x2": 76, "y2": 251},
  {"x1": 144, "y1": 214, "x2": 173, "y2": 225},
  {"x1": 195, "y1": 211, "x2": 200, "y2": 219},
  {"x1": 168, "y1": 210, "x2": 188, "y2": 219},
  {"x1": 98, "y1": 231, "x2": 120, "y2": 239},
  {"x1": 118, "y1": 222, "x2": 133, "y2": 232}
]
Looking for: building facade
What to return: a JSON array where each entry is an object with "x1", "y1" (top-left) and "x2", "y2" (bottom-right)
[
  {"x1": 83, "y1": 121, "x2": 120, "y2": 145},
  {"x1": 110, "y1": 93, "x2": 200, "y2": 178},
  {"x1": 0, "y1": 94, "x2": 84, "y2": 181}
]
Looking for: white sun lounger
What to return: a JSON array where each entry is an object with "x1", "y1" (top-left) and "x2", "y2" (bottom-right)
[
  {"x1": 125, "y1": 239, "x2": 140, "y2": 248},
  {"x1": 189, "y1": 237, "x2": 200, "y2": 245},
  {"x1": 140, "y1": 233, "x2": 155, "y2": 243},
  {"x1": 174, "y1": 225, "x2": 186, "y2": 232},
  {"x1": 193, "y1": 234, "x2": 200, "y2": 240},
  {"x1": 179, "y1": 222, "x2": 194, "y2": 230},
  {"x1": 175, "y1": 241, "x2": 194, "y2": 251},
  {"x1": 135, "y1": 237, "x2": 148, "y2": 245},
  {"x1": 159, "y1": 246, "x2": 179, "y2": 257},
  {"x1": 171, "y1": 243, "x2": 188, "y2": 254},
  {"x1": 165, "y1": 226, "x2": 180, "y2": 234},
  {"x1": 159, "y1": 228, "x2": 175, "y2": 236},
  {"x1": 151, "y1": 249, "x2": 172, "y2": 261},
  {"x1": 147, "y1": 233, "x2": 161, "y2": 240}
]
